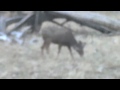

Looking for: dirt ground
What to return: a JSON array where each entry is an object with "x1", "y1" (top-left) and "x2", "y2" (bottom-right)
[
  {"x1": 1, "y1": 11, "x2": 120, "y2": 79},
  {"x1": 0, "y1": 23, "x2": 120, "y2": 79}
]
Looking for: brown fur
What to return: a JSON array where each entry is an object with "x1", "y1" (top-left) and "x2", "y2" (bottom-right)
[{"x1": 40, "y1": 22, "x2": 86, "y2": 58}]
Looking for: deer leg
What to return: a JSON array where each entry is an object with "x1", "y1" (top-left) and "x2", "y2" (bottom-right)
[
  {"x1": 46, "y1": 43, "x2": 50, "y2": 54},
  {"x1": 45, "y1": 40, "x2": 51, "y2": 54},
  {"x1": 41, "y1": 40, "x2": 47, "y2": 55},
  {"x1": 56, "y1": 45, "x2": 62, "y2": 59},
  {"x1": 68, "y1": 46, "x2": 74, "y2": 59},
  {"x1": 58, "y1": 45, "x2": 62, "y2": 56}
]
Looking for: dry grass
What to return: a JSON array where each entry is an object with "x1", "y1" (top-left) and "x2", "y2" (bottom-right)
[
  {"x1": 0, "y1": 11, "x2": 120, "y2": 79},
  {"x1": 0, "y1": 28, "x2": 120, "y2": 79}
]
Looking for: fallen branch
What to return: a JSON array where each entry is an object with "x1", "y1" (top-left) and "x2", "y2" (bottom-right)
[
  {"x1": 7, "y1": 13, "x2": 34, "y2": 35},
  {"x1": 6, "y1": 15, "x2": 24, "y2": 26},
  {"x1": 4, "y1": 11, "x2": 120, "y2": 36},
  {"x1": 45, "y1": 11, "x2": 120, "y2": 34}
]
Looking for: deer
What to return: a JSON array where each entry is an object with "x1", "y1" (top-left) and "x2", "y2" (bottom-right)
[{"x1": 40, "y1": 21, "x2": 86, "y2": 59}]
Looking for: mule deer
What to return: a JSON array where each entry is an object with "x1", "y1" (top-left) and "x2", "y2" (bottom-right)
[{"x1": 40, "y1": 21, "x2": 86, "y2": 58}]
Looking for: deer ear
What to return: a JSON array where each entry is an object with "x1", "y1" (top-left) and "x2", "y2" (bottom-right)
[
  {"x1": 78, "y1": 41, "x2": 86, "y2": 47},
  {"x1": 78, "y1": 41, "x2": 86, "y2": 46},
  {"x1": 82, "y1": 42, "x2": 86, "y2": 47},
  {"x1": 78, "y1": 41, "x2": 82, "y2": 44}
]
